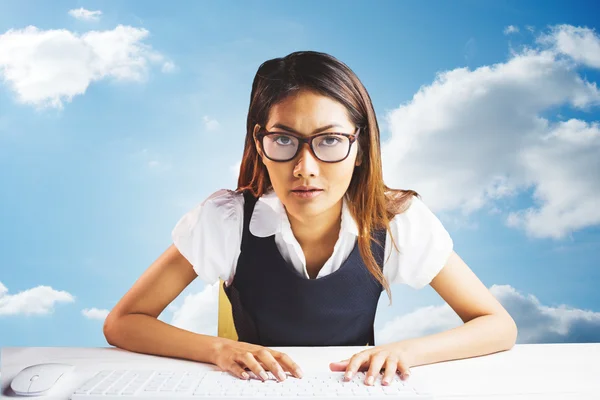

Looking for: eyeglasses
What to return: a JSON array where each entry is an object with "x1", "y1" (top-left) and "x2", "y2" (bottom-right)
[{"x1": 256, "y1": 125, "x2": 360, "y2": 163}]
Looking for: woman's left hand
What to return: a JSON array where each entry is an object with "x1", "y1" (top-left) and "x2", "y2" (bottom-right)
[{"x1": 328, "y1": 344, "x2": 413, "y2": 386}]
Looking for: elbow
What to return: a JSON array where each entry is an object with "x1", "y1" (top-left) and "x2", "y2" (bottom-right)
[
  {"x1": 503, "y1": 314, "x2": 518, "y2": 350},
  {"x1": 103, "y1": 313, "x2": 119, "y2": 346}
]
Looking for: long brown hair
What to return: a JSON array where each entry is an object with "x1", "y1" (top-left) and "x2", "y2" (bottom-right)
[{"x1": 236, "y1": 51, "x2": 420, "y2": 305}]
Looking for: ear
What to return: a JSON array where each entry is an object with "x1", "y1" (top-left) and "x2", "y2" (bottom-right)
[
  {"x1": 355, "y1": 145, "x2": 363, "y2": 167},
  {"x1": 253, "y1": 124, "x2": 265, "y2": 161}
]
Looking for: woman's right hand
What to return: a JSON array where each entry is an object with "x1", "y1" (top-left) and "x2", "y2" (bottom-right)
[{"x1": 211, "y1": 338, "x2": 304, "y2": 382}]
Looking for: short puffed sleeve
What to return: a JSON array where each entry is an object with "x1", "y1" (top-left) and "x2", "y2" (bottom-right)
[
  {"x1": 171, "y1": 189, "x2": 244, "y2": 285},
  {"x1": 384, "y1": 196, "x2": 454, "y2": 289}
]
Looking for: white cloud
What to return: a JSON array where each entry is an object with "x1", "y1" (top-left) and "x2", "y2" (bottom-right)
[
  {"x1": 203, "y1": 115, "x2": 221, "y2": 131},
  {"x1": 375, "y1": 284, "x2": 600, "y2": 345},
  {"x1": 506, "y1": 119, "x2": 600, "y2": 238},
  {"x1": 68, "y1": 8, "x2": 102, "y2": 22},
  {"x1": 82, "y1": 307, "x2": 110, "y2": 320},
  {"x1": 538, "y1": 25, "x2": 600, "y2": 68},
  {"x1": 169, "y1": 282, "x2": 218, "y2": 336},
  {"x1": 504, "y1": 25, "x2": 519, "y2": 35},
  {"x1": 0, "y1": 281, "x2": 75, "y2": 316},
  {"x1": 161, "y1": 61, "x2": 177, "y2": 73},
  {"x1": 381, "y1": 24, "x2": 600, "y2": 240},
  {"x1": 0, "y1": 25, "x2": 172, "y2": 109}
]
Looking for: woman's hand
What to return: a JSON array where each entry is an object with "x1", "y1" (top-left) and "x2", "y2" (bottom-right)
[
  {"x1": 329, "y1": 343, "x2": 413, "y2": 386},
  {"x1": 211, "y1": 338, "x2": 304, "y2": 382}
]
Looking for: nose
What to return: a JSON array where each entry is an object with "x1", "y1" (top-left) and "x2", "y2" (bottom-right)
[{"x1": 293, "y1": 143, "x2": 320, "y2": 178}]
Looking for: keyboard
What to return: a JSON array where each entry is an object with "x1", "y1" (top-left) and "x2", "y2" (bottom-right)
[{"x1": 70, "y1": 368, "x2": 435, "y2": 399}]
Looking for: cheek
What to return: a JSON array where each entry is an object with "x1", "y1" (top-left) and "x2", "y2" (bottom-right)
[
  {"x1": 337, "y1": 150, "x2": 359, "y2": 184},
  {"x1": 325, "y1": 161, "x2": 357, "y2": 193},
  {"x1": 263, "y1": 162, "x2": 288, "y2": 189}
]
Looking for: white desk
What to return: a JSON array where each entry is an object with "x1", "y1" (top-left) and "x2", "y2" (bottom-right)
[{"x1": 1, "y1": 344, "x2": 599, "y2": 399}]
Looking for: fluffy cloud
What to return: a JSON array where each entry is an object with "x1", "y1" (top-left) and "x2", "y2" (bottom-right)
[
  {"x1": 0, "y1": 281, "x2": 75, "y2": 316},
  {"x1": 504, "y1": 25, "x2": 519, "y2": 35},
  {"x1": 538, "y1": 25, "x2": 600, "y2": 68},
  {"x1": 381, "y1": 24, "x2": 600, "y2": 240},
  {"x1": 68, "y1": 8, "x2": 102, "y2": 21},
  {"x1": 203, "y1": 115, "x2": 221, "y2": 132},
  {"x1": 169, "y1": 282, "x2": 218, "y2": 336},
  {"x1": 0, "y1": 24, "x2": 174, "y2": 108},
  {"x1": 82, "y1": 307, "x2": 110, "y2": 320},
  {"x1": 162, "y1": 61, "x2": 177, "y2": 73},
  {"x1": 375, "y1": 284, "x2": 600, "y2": 345}
]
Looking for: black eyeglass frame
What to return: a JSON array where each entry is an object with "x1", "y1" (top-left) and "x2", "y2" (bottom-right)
[{"x1": 255, "y1": 125, "x2": 361, "y2": 163}]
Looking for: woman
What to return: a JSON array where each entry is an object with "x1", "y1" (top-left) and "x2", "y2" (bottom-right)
[{"x1": 103, "y1": 51, "x2": 517, "y2": 387}]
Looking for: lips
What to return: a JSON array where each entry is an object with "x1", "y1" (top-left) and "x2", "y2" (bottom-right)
[{"x1": 291, "y1": 185, "x2": 323, "y2": 192}]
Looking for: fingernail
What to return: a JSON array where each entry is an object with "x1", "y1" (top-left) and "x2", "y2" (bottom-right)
[
  {"x1": 366, "y1": 376, "x2": 374, "y2": 385},
  {"x1": 241, "y1": 372, "x2": 249, "y2": 379},
  {"x1": 344, "y1": 372, "x2": 352, "y2": 380},
  {"x1": 278, "y1": 370, "x2": 286, "y2": 381},
  {"x1": 260, "y1": 371, "x2": 269, "y2": 381},
  {"x1": 295, "y1": 368, "x2": 303, "y2": 378},
  {"x1": 401, "y1": 371, "x2": 411, "y2": 380},
  {"x1": 382, "y1": 378, "x2": 389, "y2": 385}
]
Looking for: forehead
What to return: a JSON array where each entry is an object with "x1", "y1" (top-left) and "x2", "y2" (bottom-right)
[{"x1": 267, "y1": 90, "x2": 352, "y2": 128}]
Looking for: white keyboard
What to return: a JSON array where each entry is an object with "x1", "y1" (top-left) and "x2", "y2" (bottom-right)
[{"x1": 70, "y1": 369, "x2": 435, "y2": 399}]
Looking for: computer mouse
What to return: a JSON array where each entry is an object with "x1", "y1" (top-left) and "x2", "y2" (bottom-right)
[{"x1": 10, "y1": 363, "x2": 74, "y2": 396}]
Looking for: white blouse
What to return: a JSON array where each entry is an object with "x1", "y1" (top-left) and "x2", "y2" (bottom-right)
[{"x1": 171, "y1": 189, "x2": 454, "y2": 290}]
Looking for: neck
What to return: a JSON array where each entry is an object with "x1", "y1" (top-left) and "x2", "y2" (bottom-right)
[{"x1": 286, "y1": 199, "x2": 343, "y2": 248}]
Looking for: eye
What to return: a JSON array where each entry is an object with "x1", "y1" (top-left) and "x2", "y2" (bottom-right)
[
  {"x1": 273, "y1": 135, "x2": 294, "y2": 145},
  {"x1": 319, "y1": 135, "x2": 343, "y2": 146}
]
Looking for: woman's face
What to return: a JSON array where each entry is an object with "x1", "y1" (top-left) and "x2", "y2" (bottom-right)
[{"x1": 254, "y1": 89, "x2": 361, "y2": 220}]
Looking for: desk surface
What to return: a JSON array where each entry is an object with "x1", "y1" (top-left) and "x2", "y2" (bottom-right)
[{"x1": 2, "y1": 344, "x2": 599, "y2": 399}]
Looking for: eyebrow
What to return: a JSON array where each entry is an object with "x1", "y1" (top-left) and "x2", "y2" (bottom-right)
[{"x1": 269, "y1": 123, "x2": 344, "y2": 135}]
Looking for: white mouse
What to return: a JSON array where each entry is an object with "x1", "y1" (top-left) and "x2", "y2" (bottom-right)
[{"x1": 10, "y1": 363, "x2": 74, "y2": 396}]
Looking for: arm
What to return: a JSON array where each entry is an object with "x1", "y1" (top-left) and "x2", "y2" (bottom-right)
[
  {"x1": 392, "y1": 250, "x2": 518, "y2": 367},
  {"x1": 103, "y1": 244, "x2": 225, "y2": 365}
]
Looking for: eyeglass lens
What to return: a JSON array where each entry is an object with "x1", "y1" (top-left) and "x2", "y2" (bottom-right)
[{"x1": 262, "y1": 134, "x2": 350, "y2": 162}]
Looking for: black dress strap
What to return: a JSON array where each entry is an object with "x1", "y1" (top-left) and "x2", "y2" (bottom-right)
[{"x1": 240, "y1": 189, "x2": 259, "y2": 251}]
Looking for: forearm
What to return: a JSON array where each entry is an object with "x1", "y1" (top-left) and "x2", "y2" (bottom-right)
[
  {"x1": 394, "y1": 314, "x2": 518, "y2": 367},
  {"x1": 104, "y1": 313, "x2": 225, "y2": 365}
]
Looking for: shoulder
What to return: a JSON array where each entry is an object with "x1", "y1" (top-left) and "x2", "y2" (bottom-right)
[
  {"x1": 390, "y1": 195, "x2": 436, "y2": 226},
  {"x1": 174, "y1": 189, "x2": 244, "y2": 229},
  {"x1": 385, "y1": 195, "x2": 454, "y2": 289},
  {"x1": 202, "y1": 188, "x2": 245, "y2": 217},
  {"x1": 170, "y1": 189, "x2": 245, "y2": 284}
]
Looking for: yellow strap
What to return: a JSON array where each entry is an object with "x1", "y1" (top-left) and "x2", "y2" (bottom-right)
[{"x1": 218, "y1": 279, "x2": 238, "y2": 341}]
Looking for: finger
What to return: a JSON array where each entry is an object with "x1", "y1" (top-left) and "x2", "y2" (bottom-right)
[
  {"x1": 344, "y1": 354, "x2": 368, "y2": 381},
  {"x1": 329, "y1": 359, "x2": 349, "y2": 371},
  {"x1": 364, "y1": 353, "x2": 388, "y2": 386},
  {"x1": 238, "y1": 352, "x2": 269, "y2": 382},
  {"x1": 381, "y1": 357, "x2": 398, "y2": 386},
  {"x1": 330, "y1": 359, "x2": 371, "y2": 373},
  {"x1": 276, "y1": 352, "x2": 303, "y2": 378},
  {"x1": 226, "y1": 361, "x2": 250, "y2": 380},
  {"x1": 397, "y1": 361, "x2": 411, "y2": 381},
  {"x1": 256, "y1": 348, "x2": 287, "y2": 382}
]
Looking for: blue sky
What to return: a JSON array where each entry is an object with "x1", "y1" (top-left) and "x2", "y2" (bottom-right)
[{"x1": 1, "y1": 0, "x2": 599, "y2": 349}]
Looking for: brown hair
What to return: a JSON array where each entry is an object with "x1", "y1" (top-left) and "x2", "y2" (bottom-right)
[{"x1": 236, "y1": 51, "x2": 420, "y2": 305}]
